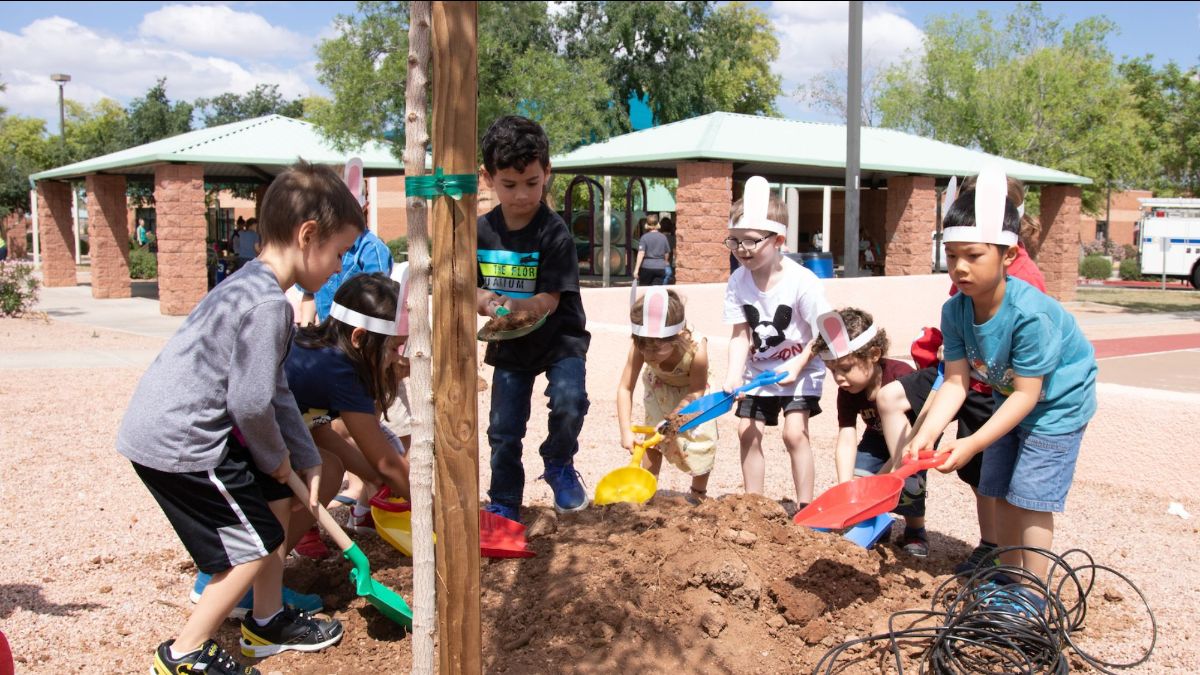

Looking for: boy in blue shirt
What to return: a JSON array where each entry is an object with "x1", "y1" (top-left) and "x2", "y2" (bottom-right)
[
  {"x1": 475, "y1": 115, "x2": 591, "y2": 523},
  {"x1": 905, "y1": 167, "x2": 1096, "y2": 586}
]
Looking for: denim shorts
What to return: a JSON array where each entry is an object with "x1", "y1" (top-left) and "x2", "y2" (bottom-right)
[
  {"x1": 853, "y1": 432, "x2": 925, "y2": 518},
  {"x1": 978, "y1": 425, "x2": 1086, "y2": 512}
]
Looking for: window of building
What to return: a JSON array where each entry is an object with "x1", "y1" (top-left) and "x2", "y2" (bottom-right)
[
  {"x1": 207, "y1": 207, "x2": 234, "y2": 244},
  {"x1": 1095, "y1": 220, "x2": 1108, "y2": 241}
]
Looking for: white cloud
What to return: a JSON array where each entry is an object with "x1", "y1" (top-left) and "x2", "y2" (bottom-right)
[
  {"x1": 768, "y1": 1, "x2": 924, "y2": 114},
  {"x1": 0, "y1": 15, "x2": 316, "y2": 123},
  {"x1": 138, "y1": 4, "x2": 308, "y2": 59}
]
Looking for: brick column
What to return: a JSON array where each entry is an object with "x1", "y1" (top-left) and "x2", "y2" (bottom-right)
[
  {"x1": 155, "y1": 164, "x2": 208, "y2": 315},
  {"x1": 883, "y1": 175, "x2": 937, "y2": 276},
  {"x1": 675, "y1": 161, "x2": 733, "y2": 283},
  {"x1": 2, "y1": 213, "x2": 28, "y2": 258},
  {"x1": 85, "y1": 174, "x2": 131, "y2": 299},
  {"x1": 36, "y1": 181, "x2": 77, "y2": 287},
  {"x1": 1039, "y1": 185, "x2": 1082, "y2": 302}
]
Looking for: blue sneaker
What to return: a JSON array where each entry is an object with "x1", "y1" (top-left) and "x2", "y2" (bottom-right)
[
  {"x1": 191, "y1": 572, "x2": 323, "y2": 620},
  {"x1": 970, "y1": 580, "x2": 1046, "y2": 619},
  {"x1": 540, "y1": 463, "x2": 588, "y2": 513},
  {"x1": 484, "y1": 501, "x2": 522, "y2": 524}
]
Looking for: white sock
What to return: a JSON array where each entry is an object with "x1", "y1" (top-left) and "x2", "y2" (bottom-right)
[
  {"x1": 168, "y1": 643, "x2": 200, "y2": 660},
  {"x1": 352, "y1": 505, "x2": 370, "y2": 518},
  {"x1": 253, "y1": 608, "x2": 283, "y2": 626}
]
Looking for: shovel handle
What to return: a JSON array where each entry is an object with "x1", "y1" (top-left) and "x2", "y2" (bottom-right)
[
  {"x1": 630, "y1": 433, "x2": 663, "y2": 467},
  {"x1": 287, "y1": 472, "x2": 355, "y2": 553},
  {"x1": 892, "y1": 451, "x2": 949, "y2": 479}
]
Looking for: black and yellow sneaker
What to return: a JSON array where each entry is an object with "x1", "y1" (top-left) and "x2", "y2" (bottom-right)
[
  {"x1": 239, "y1": 607, "x2": 343, "y2": 658},
  {"x1": 152, "y1": 639, "x2": 259, "y2": 674}
]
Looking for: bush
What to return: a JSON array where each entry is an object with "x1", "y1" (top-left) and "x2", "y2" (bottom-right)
[
  {"x1": 1080, "y1": 254, "x2": 1113, "y2": 280},
  {"x1": 0, "y1": 261, "x2": 40, "y2": 316},
  {"x1": 1122, "y1": 244, "x2": 1139, "y2": 261},
  {"x1": 387, "y1": 236, "x2": 408, "y2": 261},
  {"x1": 129, "y1": 247, "x2": 157, "y2": 279},
  {"x1": 1119, "y1": 258, "x2": 1143, "y2": 281}
]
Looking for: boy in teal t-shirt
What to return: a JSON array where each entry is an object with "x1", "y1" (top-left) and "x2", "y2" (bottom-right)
[{"x1": 905, "y1": 167, "x2": 1096, "y2": 588}]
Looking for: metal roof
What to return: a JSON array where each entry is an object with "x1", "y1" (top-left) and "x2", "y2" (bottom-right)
[
  {"x1": 552, "y1": 112, "x2": 1090, "y2": 186},
  {"x1": 30, "y1": 115, "x2": 404, "y2": 183}
]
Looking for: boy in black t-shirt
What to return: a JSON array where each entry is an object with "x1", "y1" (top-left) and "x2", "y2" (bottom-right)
[{"x1": 476, "y1": 115, "x2": 592, "y2": 523}]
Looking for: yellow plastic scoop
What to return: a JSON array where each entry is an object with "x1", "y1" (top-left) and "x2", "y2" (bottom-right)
[{"x1": 594, "y1": 427, "x2": 662, "y2": 506}]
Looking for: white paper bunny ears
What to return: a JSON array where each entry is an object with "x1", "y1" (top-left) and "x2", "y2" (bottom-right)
[
  {"x1": 729, "y1": 176, "x2": 787, "y2": 235},
  {"x1": 816, "y1": 310, "x2": 877, "y2": 361},
  {"x1": 343, "y1": 157, "x2": 366, "y2": 207},
  {"x1": 942, "y1": 165, "x2": 1019, "y2": 248},
  {"x1": 329, "y1": 262, "x2": 410, "y2": 337},
  {"x1": 630, "y1": 285, "x2": 685, "y2": 338}
]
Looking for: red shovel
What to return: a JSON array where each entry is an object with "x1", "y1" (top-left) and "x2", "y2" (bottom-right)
[{"x1": 792, "y1": 451, "x2": 948, "y2": 530}]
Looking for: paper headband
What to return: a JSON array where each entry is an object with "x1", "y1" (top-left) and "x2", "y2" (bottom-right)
[
  {"x1": 630, "y1": 285, "x2": 685, "y2": 338},
  {"x1": 817, "y1": 310, "x2": 878, "y2": 361},
  {"x1": 329, "y1": 263, "x2": 410, "y2": 337},
  {"x1": 344, "y1": 157, "x2": 365, "y2": 207},
  {"x1": 942, "y1": 166, "x2": 1019, "y2": 247},
  {"x1": 729, "y1": 176, "x2": 787, "y2": 235}
]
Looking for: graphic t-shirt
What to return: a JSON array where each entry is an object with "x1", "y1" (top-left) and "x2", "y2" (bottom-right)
[
  {"x1": 836, "y1": 359, "x2": 915, "y2": 433},
  {"x1": 477, "y1": 203, "x2": 590, "y2": 372},
  {"x1": 638, "y1": 231, "x2": 670, "y2": 270},
  {"x1": 941, "y1": 276, "x2": 1097, "y2": 434},
  {"x1": 722, "y1": 257, "x2": 831, "y2": 397},
  {"x1": 285, "y1": 342, "x2": 378, "y2": 427}
]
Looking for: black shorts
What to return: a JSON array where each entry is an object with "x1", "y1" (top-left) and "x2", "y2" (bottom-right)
[
  {"x1": 734, "y1": 394, "x2": 822, "y2": 427},
  {"x1": 132, "y1": 435, "x2": 293, "y2": 574},
  {"x1": 637, "y1": 267, "x2": 667, "y2": 286},
  {"x1": 898, "y1": 366, "x2": 996, "y2": 487}
]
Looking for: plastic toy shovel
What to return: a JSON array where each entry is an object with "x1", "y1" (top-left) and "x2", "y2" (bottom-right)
[
  {"x1": 674, "y1": 370, "x2": 787, "y2": 432},
  {"x1": 370, "y1": 488, "x2": 534, "y2": 558},
  {"x1": 287, "y1": 474, "x2": 413, "y2": 628},
  {"x1": 792, "y1": 452, "x2": 948, "y2": 530},
  {"x1": 594, "y1": 429, "x2": 662, "y2": 506}
]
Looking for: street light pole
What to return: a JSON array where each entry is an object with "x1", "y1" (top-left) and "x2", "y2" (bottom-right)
[{"x1": 50, "y1": 73, "x2": 70, "y2": 147}]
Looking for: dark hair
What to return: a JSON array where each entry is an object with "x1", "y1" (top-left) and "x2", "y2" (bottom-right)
[
  {"x1": 630, "y1": 289, "x2": 694, "y2": 356},
  {"x1": 810, "y1": 307, "x2": 889, "y2": 364},
  {"x1": 481, "y1": 115, "x2": 551, "y2": 174},
  {"x1": 295, "y1": 272, "x2": 399, "y2": 417},
  {"x1": 258, "y1": 159, "x2": 364, "y2": 247},
  {"x1": 942, "y1": 188, "x2": 1020, "y2": 250}
]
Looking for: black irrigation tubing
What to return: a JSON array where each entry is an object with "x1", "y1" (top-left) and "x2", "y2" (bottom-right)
[{"x1": 811, "y1": 546, "x2": 1157, "y2": 675}]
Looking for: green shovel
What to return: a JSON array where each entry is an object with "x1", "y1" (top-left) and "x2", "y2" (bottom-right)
[{"x1": 287, "y1": 473, "x2": 413, "y2": 628}]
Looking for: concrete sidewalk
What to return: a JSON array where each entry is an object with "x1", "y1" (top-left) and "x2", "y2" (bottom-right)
[{"x1": 34, "y1": 281, "x2": 183, "y2": 339}]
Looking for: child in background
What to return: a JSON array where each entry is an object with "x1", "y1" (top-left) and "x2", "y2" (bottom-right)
[
  {"x1": 812, "y1": 308, "x2": 929, "y2": 556},
  {"x1": 476, "y1": 115, "x2": 591, "y2": 523},
  {"x1": 283, "y1": 271, "x2": 412, "y2": 560},
  {"x1": 616, "y1": 288, "x2": 718, "y2": 504},
  {"x1": 904, "y1": 167, "x2": 1097, "y2": 593},
  {"x1": 876, "y1": 174, "x2": 1048, "y2": 574},
  {"x1": 119, "y1": 161, "x2": 357, "y2": 675},
  {"x1": 723, "y1": 176, "x2": 831, "y2": 509}
]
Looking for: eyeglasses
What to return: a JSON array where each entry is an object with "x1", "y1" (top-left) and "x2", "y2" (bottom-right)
[{"x1": 723, "y1": 235, "x2": 771, "y2": 252}]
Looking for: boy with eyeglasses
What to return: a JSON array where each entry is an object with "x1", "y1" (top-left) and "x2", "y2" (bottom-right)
[{"x1": 722, "y1": 177, "x2": 832, "y2": 511}]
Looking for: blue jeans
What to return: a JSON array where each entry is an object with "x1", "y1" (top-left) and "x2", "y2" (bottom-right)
[
  {"x1": 853, "y1": 431, "x2": 926, "y2": 518},
  {"x1": 979, "y1": 425, "x2": 1086, "y2": 512},
  {"x1": 488, "y1": 356, "x2": 589, "y2": 508}
]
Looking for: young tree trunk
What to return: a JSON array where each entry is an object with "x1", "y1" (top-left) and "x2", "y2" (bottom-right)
[{"x1": 403, "y1": 2, "x2": 436, "y2": 673}]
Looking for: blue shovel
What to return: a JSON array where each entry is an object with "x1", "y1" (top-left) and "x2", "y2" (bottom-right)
[{"x1": 673, "y1": 369, "x2": 788, "y2": 433}]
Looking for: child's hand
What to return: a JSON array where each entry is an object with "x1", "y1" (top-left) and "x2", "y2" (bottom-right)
[
  {"x1": 931, "y1": 438, "x2": 980, "y2": 473},
  {"x1": 298, "y1": 466, "x2": 322, "y2": 513},
  {"x1": 902, "y1": 434, "x2": 934, "y2": 464},
  {"x1": 621, "y1": 428, "x2": 635, "y2": 452},
  {"x1": 269, "y1": 451, "x2": 292, "y2": 484},
  {"x1": 722, "y1": 374, "x2": 743, "y2": 396}
]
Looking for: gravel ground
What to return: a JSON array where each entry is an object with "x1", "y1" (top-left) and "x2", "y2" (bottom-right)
[{"x1": 0, "y1": 312, "x2": 1193, "y2": 672}]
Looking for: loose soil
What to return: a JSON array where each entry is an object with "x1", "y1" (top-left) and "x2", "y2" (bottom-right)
[{"x1": 479, "y1": 310, "x2": 543, "y2": 339}]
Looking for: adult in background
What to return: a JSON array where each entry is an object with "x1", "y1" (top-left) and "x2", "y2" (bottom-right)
[
  {"x1": 661, "y1": 215, "x2": 677, "y2": 284},
  {"x1": 633, "y1": 214, "x2": 670, "y2": 286},
  {"x1": 234, "y1": 218, "x2": 261, "y2": 270}
]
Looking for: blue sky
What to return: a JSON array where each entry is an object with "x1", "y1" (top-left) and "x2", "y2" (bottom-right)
[{"x1": 2, "y1": 1, "x2": 1198, "y2": 129}]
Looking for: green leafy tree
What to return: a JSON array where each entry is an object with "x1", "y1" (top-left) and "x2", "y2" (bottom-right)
[
  {"x1": 194, "y1": 84, "x2": 305, "y2": 127},
  {"x1": 312, "y1": 1, "x2": 614, "y2": 159},
  {"x1": 876, "y1": 2, "x2": 1146, "y2": 212},
  {"x1": 0, "y1": 114, "x2": 55, "y2": 216},
  {"x1": 1119, "y1": 58, "x2": 1200, "y2": 195},
  {"x1": 126, "y1": 78, "x2": 193, "y2": 146},
  {"x1": 64, "y1": 98, "x2": 130, "y2": 160}
]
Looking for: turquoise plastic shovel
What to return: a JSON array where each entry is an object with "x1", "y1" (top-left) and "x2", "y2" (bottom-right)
[{"x1": 674, "y1": 370, "x2": 787, "y2": 433}]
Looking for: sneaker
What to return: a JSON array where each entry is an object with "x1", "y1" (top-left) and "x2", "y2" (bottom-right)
[
  {"x1": 191, "y1": 573, "x2": 324, "y2": 620},
  {"x1": 239, "y1": 606, "x2": 344, "y2": 658},
  {"x1": 153, "y1": 639, "x2": 258, "y2": 675},
  {"x1": 348, "y1": 508, "x2": 376, "y2": 534},
  {"x1": 540, "y1": 463, "x2": 588, "y2": 513},
  {"x1": 974, "y1": 581, "x2": 1047, "y2": 619},
  {"x1": 954, "y1": 542, "x2": 1000, "y2": 576},
  {"x1": 899, "y1": 530, "x2": 929, "y2": 558},
  {"x1": 293, "y1": 526, "x2": 332, "y2": 560},
  {"x1": 484, "y1": 501, "x2": 521, "y2": 524}
]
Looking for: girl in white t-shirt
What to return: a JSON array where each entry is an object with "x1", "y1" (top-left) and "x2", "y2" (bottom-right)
[{"x1": 722, "y1": 177, "x2": 832, "y2": 508}]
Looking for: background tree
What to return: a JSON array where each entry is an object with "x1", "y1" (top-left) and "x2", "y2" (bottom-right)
[
  {"x1": 64, "y1": 98, "x2": 130, "y2": 160},
  {"x1": 194, "y1": 84, "x2": 305, "y2": 127},
  {"x1": 1120, "y1": 58, "x2": 1200, "y2": 196},
  {"x1": 876, "y1": 2, "x2": 1146, "y2": 212},
  {"x1": 126, "y1": 78, "x2": 193, "y2": 146},
  {"x1": 795, "y1": 49, "x2": 893, "y2": 127},
  {"x1": 0, "y1": 114, "x2": 55, "y2": 216}
]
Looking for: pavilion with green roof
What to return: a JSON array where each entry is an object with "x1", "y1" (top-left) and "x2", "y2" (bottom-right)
[
  {"x1": 30, "y1": 115, "x2": 402, "y2": 315},
  {"x1": 552, "y1": 111, "x2": 1090, "y2": 300}
]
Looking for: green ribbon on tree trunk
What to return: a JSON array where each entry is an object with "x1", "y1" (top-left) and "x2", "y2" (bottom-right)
[{"x1": 404, "y1": 167, "x2": 478, "y2": 200}]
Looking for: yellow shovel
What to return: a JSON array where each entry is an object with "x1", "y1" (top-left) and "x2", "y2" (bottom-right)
[{"x1": 594, "y1": 426, "x2": 663, "y2": 506}]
